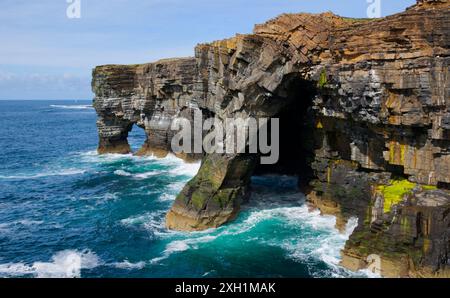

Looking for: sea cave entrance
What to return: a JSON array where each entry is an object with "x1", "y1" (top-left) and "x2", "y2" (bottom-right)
[{"x1": 253, "y1": 74, "x2": 317, "y2": 189}]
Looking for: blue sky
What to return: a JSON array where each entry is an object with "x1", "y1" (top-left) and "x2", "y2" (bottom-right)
[{"x1": 0, "y1": 0, "x2": 416, "y2": 100}]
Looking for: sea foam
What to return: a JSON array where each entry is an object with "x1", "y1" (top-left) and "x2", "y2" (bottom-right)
[
  {"x1": 150, "y1": 235, "x2": 217, "y2": 265},
  {"x1": 113, "y1": 170, "x2": 133, "y2": 177},
  {"x1": 112, "y1": 260, "x2": 146, "y2": 270},
  {"x1": 0, "y1": 169, "x2": 86, "y2": 180},
  {"x1": 0, "y1": 250, "x2": 100, "y2": 278},
  {"x1": 239, "y1": 204, "x2": 363, "y2": 277},
  {"x1": 50, "y1": 104, "x2": 94, "y2": 110}
]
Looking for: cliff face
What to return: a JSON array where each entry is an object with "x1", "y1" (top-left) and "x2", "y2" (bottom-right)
[
  {"x1": 92, "y1": 58, "x2": 203, "y2": 159},
  {"x1": 92, "y1": 0, "x2": 450, "y2": 277}
]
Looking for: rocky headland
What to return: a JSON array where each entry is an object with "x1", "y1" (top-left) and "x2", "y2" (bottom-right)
[{"x1": 92, "y1": 0, "x2": 450, "y2": 277}]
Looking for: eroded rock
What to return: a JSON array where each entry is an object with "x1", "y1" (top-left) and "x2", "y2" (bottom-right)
[{"x1": 92, "y1": 0, "x2": 450, "y2": 276}]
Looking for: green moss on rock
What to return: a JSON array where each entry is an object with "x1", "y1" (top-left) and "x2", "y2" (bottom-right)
[
  {"x1": 190, "y1": 190, "x2": 209, "y2": 210},
  {"x1": 318, "y1": 69, "x2": 328, "y2": 88}
]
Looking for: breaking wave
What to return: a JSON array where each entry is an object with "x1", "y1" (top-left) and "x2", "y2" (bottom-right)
[
  {"x1": 79, "y1": 151, "x2": 200, "y2": 177},
  {"x1": 0, "y1": 250, "x2": 100, "y2": 278},
  {"x1": 150, "y1": 235, "x2": 218, "y2": 265},
  {"x1": 0, "y1": 169, "x2": 86, "y2": 180},
  {"x1": 112, "y1": 260, "x2": 146, "y2": 270},
  {"x1": 50, "y1": 104, "x2": 94, "y2": 110},
  {"x1": 113, "y1": 170, "x2": 133, "y2": 177}
]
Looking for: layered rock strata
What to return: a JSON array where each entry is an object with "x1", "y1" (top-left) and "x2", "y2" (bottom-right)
[{"x1": 93, "y1": 0, "x2": 450, "y2": 276}]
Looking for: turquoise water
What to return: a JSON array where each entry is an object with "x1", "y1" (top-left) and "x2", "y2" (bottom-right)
[{"x1": 0, "y1": 100, "x2": 367, "y2": 278}]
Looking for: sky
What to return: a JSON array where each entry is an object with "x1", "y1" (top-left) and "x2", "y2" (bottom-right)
[{"x1": 0, "y1": 0, "x2": 416, "y2": 100}]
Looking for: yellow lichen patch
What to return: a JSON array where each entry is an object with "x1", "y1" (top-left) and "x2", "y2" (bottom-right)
[
  {"x1": 400, "y1": 144, "x2": 406, "y2": 164},
  {"x1": 389, "y1": 142, "x2": 395, "y2": 164},
  {"x1": 423, "y1": 238, "x2": 431, "y2": 254},
  {"x1": 316, "y1": 120, "x2": 324, "y2": 129},
  {"x1": 388, "y1": 141, "x2": 406, "y2": 166},
  {"x1": 327, "y1": 167, "x2": 332, "y2": 184},
  {"x1": 422, "y1": 185, "x2": 437, "y2": 191},
  {"x1": 412, "y1": 147, "x2": 417, "y2": 168},
  {"x1": 318, "y1": 69, "x2": 328, "y2": 88},
  {"x1": 400, "y1": 217, "x2": 410, "y2": 234},
  {"x1": 377, "y1": 179, "x2": 416, "y2": 213}
]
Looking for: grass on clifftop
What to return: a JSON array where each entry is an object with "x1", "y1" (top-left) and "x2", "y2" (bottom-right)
[{"x1": 341, "y1": 17, "x2": 374, "y2": 22}]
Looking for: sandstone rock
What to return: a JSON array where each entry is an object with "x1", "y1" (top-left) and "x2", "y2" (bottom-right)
[
  {"x1": 92, "y1": 0, "x2": 450, "y2": 276},
  {"x1": 93, "y1": 58, "x2": 203, "y2": 160},
  {"x1": 340, "y1": 187, "x2": 450, "y2": 277}
]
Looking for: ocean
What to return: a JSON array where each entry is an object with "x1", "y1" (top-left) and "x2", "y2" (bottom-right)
[{"x1": 0, "y1": 100, "x2": 370, "y2": 278}]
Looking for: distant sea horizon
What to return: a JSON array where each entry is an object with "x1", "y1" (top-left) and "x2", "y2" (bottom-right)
[{"x1": 0, "y1": 99, "x2": 92, "y2": 101}]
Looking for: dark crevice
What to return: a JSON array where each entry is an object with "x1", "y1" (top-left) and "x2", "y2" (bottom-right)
[
  {"x1": 254, "y1": 75, "x2": 316, "y2": 187},
  {"x1": 437, "y1": 182, "x2": 450, "y2": 190}
]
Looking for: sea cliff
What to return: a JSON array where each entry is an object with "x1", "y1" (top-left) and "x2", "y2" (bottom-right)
[{"x1": 92, "y1": 0, "x2": 450, "y2": 277}]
